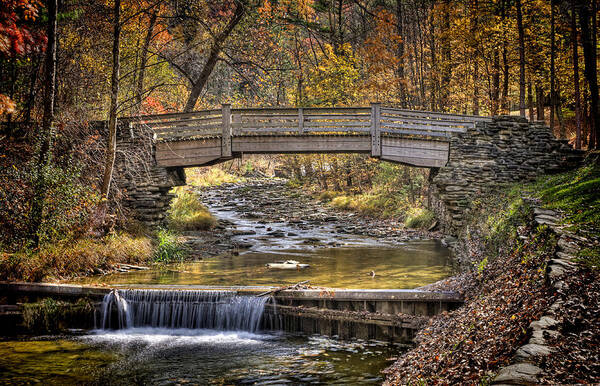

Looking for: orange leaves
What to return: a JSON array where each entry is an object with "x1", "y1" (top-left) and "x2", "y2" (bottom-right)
[
  {"x1": 0, "y1": 0, "x2": 44, "y2": 58},
  {"x1": 0, "y1": 94, "x2": 16, "y2": 115}
]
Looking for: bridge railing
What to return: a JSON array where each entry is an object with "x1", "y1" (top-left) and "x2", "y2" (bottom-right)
[{"x1": 128, "y1": 105, "x2": 490, "y2": 142}]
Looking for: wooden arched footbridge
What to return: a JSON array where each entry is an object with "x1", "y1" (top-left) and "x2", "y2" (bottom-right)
[{"x1": 129, "y1": 104, "x2": 491, "y2": 168}]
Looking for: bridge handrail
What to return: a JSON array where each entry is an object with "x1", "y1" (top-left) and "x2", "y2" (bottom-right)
[{"x1": 127, "y1": 105, "x2": 490, "y2": 141}]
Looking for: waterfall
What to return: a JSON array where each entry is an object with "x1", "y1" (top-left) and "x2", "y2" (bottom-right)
[{"x1": 100, "y1": 289, "x2": 269, "y2": 332}]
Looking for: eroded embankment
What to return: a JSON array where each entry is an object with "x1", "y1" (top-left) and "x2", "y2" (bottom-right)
[{"x1": 384, "y1": 161, "x2": 600, "y2": 384}]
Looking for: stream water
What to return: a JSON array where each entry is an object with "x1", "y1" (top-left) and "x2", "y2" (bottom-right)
[{"x1": 3, "y1": 180, "x2": 454, "y2": 384}]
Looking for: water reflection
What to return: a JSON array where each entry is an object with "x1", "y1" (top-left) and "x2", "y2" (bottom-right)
[{"x1": 74, "y1": 241, "x2": 452, "y2": 289}]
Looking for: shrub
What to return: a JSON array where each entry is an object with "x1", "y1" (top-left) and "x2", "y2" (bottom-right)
[
  {"x1": 0, "y1": 232, "x2": 152, "y2": 282},
  {"x1": 404, "y1": 208, "x2": 435, "y2": 229},
  {"x1": 168, "y1": 188, "x2": 216, "y2": 231},
  {"x1": 186, "y1": 168, "x2": 244, "y2": 187},
  {"x1": 153, "y1": 228, "x2": 187, "y2": 263}
]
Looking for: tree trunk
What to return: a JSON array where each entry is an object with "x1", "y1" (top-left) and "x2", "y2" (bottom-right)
[
  {"x1": 472, "y1": 0, "x2": 480, "y2": 115},
  {"x1": 429, "y1": 4, "x2": 437, "y2": 111},
  {"x1": 492, "y1": 49, "x2": 500, "y2": 115},
  {"x1": 100, "y1": 0, "x2": 121, "y2": 199},
  {"x1": 536, "y1": 85, "x2": 545, "y2": 120},
  {"x1": 135, "y1": 10, "x2": 157, "y2": 114},
  {"x1": 516, "y1": 0, "x2": 526, "y2": 117},
  {"x1": 571, "y1": 3, "x2": 582, "y2": 149},
  {"x1": 501, "y1": 0, "x2": 509, "y2": 113},
  {"x1": 29, "y1": 0, "x2": 58, "y2": 244},
  {"x1": 578, "y1": 1, "x2": 599, "y2": 149},
  {"x1": 528, "y1": 78, "x2": 534, "y2": 121},
  {"x1": 440, "y1": 0, "x2": 451, "y2": 111},
  {"x1": 396, "y1": 0, "x2": 406, "y2": 107},
  {"x1": 183, "y1": 1, "x2": 245, "y2": 112},
  {"x1": 550, "y1": 0, "x2": 556, "y2": 130}
]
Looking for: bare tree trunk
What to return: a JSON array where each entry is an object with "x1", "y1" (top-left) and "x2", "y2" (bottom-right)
[
  {"x1": 135, "y1": 10, "x2": 157, "y2": 114},
  {"x1": 516, "y1": 0, "x2": 526, "y2": 117},
  {"x1": 550, "y1": 0, "x2": 556, "y2": 130},
  {"x1": 528, "y1": 78, "x2": 534, "y2": 121},
  {"x1": 501, "y1": 0, "x2": 509, "y2": 113},
  {"x1": 183, "y1": 1, "x2": 245, "y2": 112},
  {"x1": 536, "y1": 85, "x2": 545, "y2": 120},
  {"x1": 440, "y1": 0, "x2": 451, "y2": 111},
  {"x1": 396, "y1": 0, "x2": 406, "y2": 107},
  {"x1": 579, "y1": 0, "x2": 599, "y2": 149},
  {"x1": 100, "y1": 0, "x2": 121, "y2": 199},
  {"x1": 429, "y1": 3, "x2": 437, "y2": 111},
  {"x1": 29, "y1": 0, "x2": 58, "y2": 244},
  {"x1": 492, "y1": 49, "x2": 500, "y2": 115},
  {"x1": 571, "y1": 3, "x2": 582, "y2": 149},
  {"x1": 472, "y1": 0, "x2": 479, "y2": 115}
]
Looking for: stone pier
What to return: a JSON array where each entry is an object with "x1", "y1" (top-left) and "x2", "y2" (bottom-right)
[{"x1": 429, "y1": 116, "x2": 582, "y2": 234}]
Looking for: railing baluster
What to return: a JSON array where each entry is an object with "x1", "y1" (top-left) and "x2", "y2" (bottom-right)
[
  {"x1": 221, "y1": 104, "x2": 231, "y2": 157},
  {"x1": 298, "y1": 107, "x2": 304, "y2": 134},
  {"x1": 370, "y1": 103, "x2": 381, "y2": 157}
]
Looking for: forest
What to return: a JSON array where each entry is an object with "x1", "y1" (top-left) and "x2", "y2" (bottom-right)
[
  {"x1": 1, "y1": 0, "x2": 599, "y2": 384},
  {"x1": 2, "y1": 0, "x2": 599, "y2": 249}
]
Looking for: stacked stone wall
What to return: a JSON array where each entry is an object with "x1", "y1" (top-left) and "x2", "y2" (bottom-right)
[
  {"x1": 430, "y1": 116, "x2": 582, "y2": 235},
  {"x1": 113, "y1": 122, "x2": 185, "y2": 227}
]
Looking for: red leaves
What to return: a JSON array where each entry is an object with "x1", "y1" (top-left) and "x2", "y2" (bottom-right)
[{"x1": 0, "y1": 0, "x2": 44, "y2": 58}]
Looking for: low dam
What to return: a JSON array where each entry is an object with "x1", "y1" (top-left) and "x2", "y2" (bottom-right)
[{"x1": 1, "y1": 282, "x2": 462, "y2": 342}]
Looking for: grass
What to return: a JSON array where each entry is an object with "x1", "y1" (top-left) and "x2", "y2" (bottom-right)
[
  {"x1": 532, "y1": 159, "x2": 600, "y2": 267},
  {"x1": 186, "y1": 168, "x2": 244, "y2": 187},
  {"x1": 153, "y1": 228, "x2": 187, "y2": 263},
  {"x1": 167, "y1": 188, "x2": 216, "y2": 231},
  {"x1": 0, "y1": 232, "x2": 153, "y2": 282},
  {"x1": 318, "y1": 189, "x2": 423, "y2": 220},
  {"x1": 404, "y1": 208, "x2": 436, "y2": 229}
]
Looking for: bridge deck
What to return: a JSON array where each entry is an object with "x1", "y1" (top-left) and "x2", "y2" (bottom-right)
[{"x1": 127, "y1": 105, "x2": 491, "y2": 168}]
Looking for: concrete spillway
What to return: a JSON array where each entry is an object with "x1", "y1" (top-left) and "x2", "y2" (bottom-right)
[{"x1": 1, "y1": 282, "x2": 462, "y2": 342}]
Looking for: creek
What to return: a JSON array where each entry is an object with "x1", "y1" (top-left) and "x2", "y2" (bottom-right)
[{"x1": 3, "y1": 179, "x2": 453, "y2": 384}]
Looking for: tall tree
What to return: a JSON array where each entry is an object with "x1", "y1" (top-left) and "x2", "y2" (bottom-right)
[
  {"x1": 516, "y1": 0, "x2": 526, "y2": 117},
  {"x1": 571, "y1": 3, "x2": 582, "y2": 149},
  {"x1": 100, "y1": 0, "x2": 121, "y2": 199},
  {"x1": 29, "y1": 0, "x2": 58, "y2": 244},
  {"x1": 578, "y1": 0, "x2": 599, "y2": 149},
  {"x1": 183, "y1": 0, "x2": 246, "y2": 112},
  {"x1": 550, "y1": 0, "x2": 556, "y2": 130}
]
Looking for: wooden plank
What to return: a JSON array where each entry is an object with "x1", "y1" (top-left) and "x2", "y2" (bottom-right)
[
  {"x1": 303, "y1": 121, "x2": 370, "y2": 127},
  {"x1": 222, "y1": 104, "x2": 232, "y2": 157},
  {"x1": 239, "y1": 114, "x2": 298, "y2": 119},
  {"x1": 371, "y1": 103, "x2": 381, "y2": 157},
  {"x1": 303, "y1": 107, "x2": 370, "y2": 114},
  {"x1": 128, "y1": 109, "x2": 221, "y2": 122},
  {"x1": 153, "y1": 124, "x2": 221, "y2": 134},
  {"x1": 157, "y1": 155, "x2": 222, "y2": 167},
  {"x1": 304, "y1": 114, "x2": 370, "y2": 120},
  {"x1": 380, "y1": 128, "x2": 450, "y2": 138},
  {"x1": 381, "y1": 119, "x2": 472, "y2": 131},
  {"x1": 380, "y1": 154, "x2": 448, "y2": 168},
  {"x1": 232, "y1": 136, "x2": 370, "y2": 153},
  {"x1": 382, "y1": 137, "x2": 450, "y2": 151},
  {"x1": 142, "y1": 117, "x2": 222, "y2": 128},
  {"x1": 156, "y1": 138, "x2": 221, "y2": 151},
  {"x1": 236, "y1": 122, "x2": 300, "y2": 128},
  {"x1": 232, "y1": 107, "x2": 299, "y2": 114},
  {"x1": 303, "y1": 127, "x2": 370, "y2": 132},
  {"x1": 381, "y1": 107, "x2": 491, "y2": 122},
  {"x1": 156, "y1": 146, "x2": 221, "y2": 161},
  {"x1": 298, "y1": 108, "x2": 304, "y2": 134}
]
